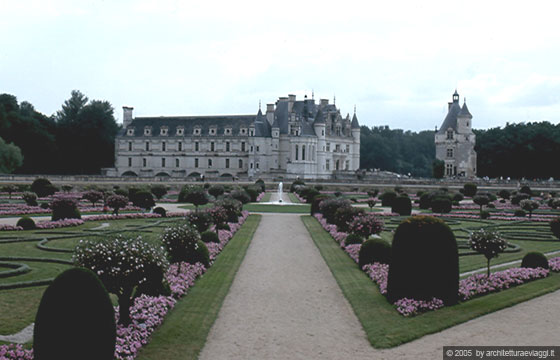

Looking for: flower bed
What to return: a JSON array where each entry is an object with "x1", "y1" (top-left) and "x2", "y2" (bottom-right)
[
  {"x1": 0, "y1": 212, "x2": 250, "y2": 360},
  {"x1": 315, "y1": 213, "x2": 560, "y2": 317},
  {"x1": 256, "y1": 192, "x2": 265, "y2": 202}
]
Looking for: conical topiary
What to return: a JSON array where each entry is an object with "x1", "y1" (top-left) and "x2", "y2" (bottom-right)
[{"x1": 33, "y1": 267, "x2": 116, "y2": 360}]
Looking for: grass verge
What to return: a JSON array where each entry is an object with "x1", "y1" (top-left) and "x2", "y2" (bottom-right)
[
  {"x1": 301, "y1": 215, "x2": 560, "y2": 348},
  {"x1": 136, "y1": 214, "x2": 261, "y2": 360},
  {"x1": 244, "y1": 203, "x2": 310, "y2": 213}
]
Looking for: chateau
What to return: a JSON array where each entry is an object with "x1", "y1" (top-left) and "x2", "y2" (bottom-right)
[
  {"x1": 104, "y1": 94, "x2": 361, "y2": 180},
  {"x1": 435, "y1": 90, "x2": 477, "y2": 178}
]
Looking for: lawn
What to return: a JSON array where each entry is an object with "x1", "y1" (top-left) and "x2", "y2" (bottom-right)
[
  {"x1": 302, "y1": 215, "x2": 560, "y2": 348},
  {"x1": 243, "y1": 203, "x2": 310, "y2": 213}
]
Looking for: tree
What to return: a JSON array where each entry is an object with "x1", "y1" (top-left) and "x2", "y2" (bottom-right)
[
  {"x1": 462, "y1": 183, "x2": 478, "y2": 197},
  {"x1": 2, "y1": 184, "x2": 17, "y2": 198},
  {"x1": 0, "y1": 137, "x2": 23, "y2": 173},
  {"x1": 178, "y1": 186, "x2": 208, "y2": 211},
  {"x1": 150, "y1": 184, "x2": 168, "y2": 200},
  {"x1": 520, "y1": 199, "x2": 539, "y2": 218},
  {"x1": 106, "y1": 194, "x2": 128, "y2": 215},
  {"x1": 473, "y1": 195, "x2": 489, "y2": 213},
  {"x1": 469, "y1": 229, "x2": 508, "y2": 277},
  {"x1": 82, "y1": 190, "x2": 104, "y2": 207},
  {"x1": 131, "y1": 190, "x2": 155, "y2": 211},
  {"x1": 208, "y1": 185, "x2": 224, "y2": 198},
  {"x1": 432, "y1": 159, "x2": 444, "y2": 179},
  {"x1": 31, "y1": 178, "x2": 57, "y2": 198}
]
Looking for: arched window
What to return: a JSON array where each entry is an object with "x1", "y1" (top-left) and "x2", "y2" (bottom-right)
[
  {"x1": 302, "y1": 145, "x2": 306, "y2": 161},
  {"x1": 295, "y1": 145, "x2": 299, "y2": 161}
]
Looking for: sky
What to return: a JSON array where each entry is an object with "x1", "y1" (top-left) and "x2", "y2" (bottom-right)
[{"x1": 2, "y1": 0, "x2": 560, "y2": 132}]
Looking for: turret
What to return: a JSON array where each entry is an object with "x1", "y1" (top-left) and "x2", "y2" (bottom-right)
[
  {"x1": 266, "y1": 104, "x2": 275, "y2": 125},
  {"x1": 351, "y1": 108, "x2": 360, "y2": 141}
]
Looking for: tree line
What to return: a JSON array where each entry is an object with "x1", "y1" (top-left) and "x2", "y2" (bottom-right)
[
  {"x1": 0, "y1": 91, "x2": 119, "y2": 174},
  {"x1": 360, "y1": 122, "x2": 560, "y2": 179}
]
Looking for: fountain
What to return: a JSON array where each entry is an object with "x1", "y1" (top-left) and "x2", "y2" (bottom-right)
[{"x1": 278, "y1": 182, "x2": 283, "y2": 203}]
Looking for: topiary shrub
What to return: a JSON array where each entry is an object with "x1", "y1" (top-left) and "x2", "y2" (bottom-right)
[
  {"x1": 186, "y1": 211, "x2": 212, "y2": 231},
  {"x1": 130, "y1": 190, "x2": 155, "y2": 211},
  {"x1": 230, "y1": 189, "x2": 251, "y2": 204},
  {"x1": 551, "y1": 218, "x2": 560, "y2": 240},
  {"x1": 22, "y1": 191, "x2": 38, "y2": 206},
  {"x1": 106, "y1": 194, "x2": 128, "y2": 215},
  {"x1": 290, "y1": 179, "x2": 305, "y2": 192},
  {"x1": 391, "y1": 195, "x2": 412, "y2": 216},
  {"x1": 520, "y1": 199, "x2": 539, "y2": 218},
  {"x1": 31, "y1": 178, "x2": 58, "y2": 198},
  {"x1": 519, "y1": 185, "x2": 532, "y2": 195},
  {"x1": 215, "y1": 197, "x2": 243, "y2": 222},
  {"x1": 344, "y1": 233, "x2": 363, "y2": 245},
  {"x1": 153, "y1": 206, "x2": 167, "y2": 217},
  {"x1": 380, "y1": 191, "x2": 397, "y2": 207},
  {"x1": 452, "y1": 193, "x2": 464, "y2": 202},
  {"x1": 473, "y1": 195, "x2": 489, "y2": 212},
  {"x1": 17, "y1": 216, "x2": 36, "y2": 230},
  {"x1": 498, "y1": 189, "x2": 511, "y2": 200},
  {"x1": 419, "y1": 192, "x2": 432, "y2": 209},
  {"x1": 480, "y1": 210, "x2": 490, "y2": 219},
  {"x1": 254, "y1": 179, "x2": 265, "y2": 192},
  {"x1": 161, "y1": 223, "x2": 202, "y2": 264},
  {"x1": 33, "y1": 267, "x2": 116, "y2": 360},
  {"x1": 82, "y1": 190, "x2": 104, "y2": 207},
  {"x1": 469, "y1": 229, "x2": 508, "y2": 277},
  {"x1": 310, "y1": 194, "x2": 331, "y2": 215},
  {"x1": 243, "y1": 186, "x2": 260, "y2": 202},
  {"x1": 297, "y1": 186, "x2": 320, "y2": 203},
  {"x1": 333, "y1": 206, "x2": 363, "y2": 232},
  {"x1": 193, "y1": 240, "x2": 210, "y2": 267},
  {"x1": 521, "y1": 252, "x2": 549, "y2": 270},
  {"x1": 367, "y1": 188, "x2": 379, "y2": 198},
  {"x1": 207, "y1": 206, "x2": 228, "y2": 232},
  {"x1": 358, "y1": 238, "x2": 392, "y2": 268},
  {"x1": 514, "y1": 209, "x2": 526, "y2": 217},
  {"x1": 462, "y1": 183, "x2": 477, "y2": 197},
  {"x1": 319, "y1": 197, "x2": 352, "y2": 224},
  {"x1": 511, "y1": 193, "x2": 530, "y2": 205},
  {"x1": 431, "y1": 197, "x2": 452, "y2": 213},
  {"x1": 150, "y1": 184, "x2": 168, "y2": 200},
  {"x1": 387, "y1": 216, "x2": 459, "y2": 305},
  {"x1": 208, "y1": 185, "x2": 225, "y2": 198},
  {"x1": 74, "y1": 235, "x2": 169, "y2": 326},
  {"x1": 201, "y1": 231, "x2": 220, "y2": 243},
  {"x1": 179, "y1": 186, "x2": 209, "y2": 209},
  {"x1": 51, "y1": 196, "x2": 81, "y2": 221}
]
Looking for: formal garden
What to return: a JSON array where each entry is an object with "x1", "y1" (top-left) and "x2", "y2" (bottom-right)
[{"x1": 1, "y1": 178, "x2": 560, "y2": 358}]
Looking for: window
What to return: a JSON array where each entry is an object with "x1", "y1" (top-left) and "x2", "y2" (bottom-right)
[
  {"x1": 195, "y1": 142, "x2": 199, "y2": 151},
  {"x1": 335, "y1": 144, "x2": 340, "y2": 152},
  {"x1": 195, "y1": 158, "x2": 199, "y2": 168},
  {"x1": 241, "y1": 142, "x2": 246, "y2": 152},
  {"x1": 466, "y1": 121, "x2": 469, "y2": 127},
  {"x1": 302, "y1": 145, "x2": 306, "y2": 161},
  {"x1": 326, "y1": 143, "x2": 330, "y2": 152},
  {"x1": 176, "y1": 158, "x2": 179, "y2": 167},
  {"x1": 345, "y1": 160, "x2": 350, "y2": 170},
  {"x1": 178, "y1": 142, "x2": 182, "y2": 151},
  {"x1": 143, "y1": 158, "x2": 147, "y2": 167},
  {"x1": 256, "y1": 146, "x2": 259, "y2": 152},
  {"x1": 161, "y1": 158, "x2": 166, "y2": 167},
  {"x1": 177, "y1": 127, "x2": 184, "y2": 136},
  {"x1": 225, "y1": 158, "x2": 230, "y2": 168},
  {"x1": 295, "y1": 145, "x2": 299, "y2": 160},
  {"x1": 194, "y1": 127, "x2": 201, "y2": 135},
  {"x1": 250, "y1": 145, "x2": 254, "y2": 152},
  {"x1": 446, "y1": 163, "x2": 453, "y2": 176},
  {"x1": 160, "y1": 127, "x2": 168, "y2": 136},
  {"x1": 210, "y1": 142, "x2": 215, "y2": 151},
  {"x1": 250, "y1": 163, "x2": 253, "y2": 169},
  {"x1": 127, "y1": 128, "x2": 134, "y2": 136},
  {"x1": 256, "y1": 162, "x2": 259, "y2": 169},
  {"x1": 226, "y1": 142, "x2": 230, "y2": 152},
  {"x1": 146, "y1": 142, "x2": 150, "y2": 151},
  {"x1": 241, "y1": 128, "x2": 247, "y2": 135},
  {"x1": 128, "y1": 157, "x2": 132, "y2": 167},
  {"x1": 225, "y1": 128, "x2": 232, "y2": 135},
  {"x1": 322, "y1": 129, "x2": 325, "y2": 136},
  {"x1": 447, "y1": 148, "x2": 453, "y2": 158},
  {"x1": 346, "y1": 144, "x2": 350, "y2": 153},
  {"x1": 447, "y1": 130, "x2": 454, "y2": 140},
  {"x1": 162, "y1": 142, "x2": 166, "y2": 151},
  {"x1": 326, "y1": 159, "x2": 330, "y2": 170},
  {"x1": 144, "y1": 127, "x2": 151, "y2": 136},
  {"x1": 249, "y1": 129, "x2": 254, "y2": 136},
  {"x1": 209, "y1": 127, "x2": 216, "y2": 135},
  {"x1": 208, "y1": 159, "x2": 212, "y2": 167},
  {"x1": 239, "y1": 159, "x2": 243, "y2": 168}
]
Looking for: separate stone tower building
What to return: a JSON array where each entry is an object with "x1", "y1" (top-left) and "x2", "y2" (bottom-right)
[
  {"x1": 435, "y1": 90, "x2": 477, "y2": 178},
  {"x1": 105, "y1": 94, "x2": 360, "y2": 180}
]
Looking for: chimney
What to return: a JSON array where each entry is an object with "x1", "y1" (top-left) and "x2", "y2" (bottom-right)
[
  {"x1": 266, "y1": 104, "x2": 275, "y2": 125},
  {"x1": 320, "y1": 99, "x2": 329, "y2": 107},
  {"x1": 288, "y1": 94, "x2": 296, "y2": 113},
  {"x1": 123, "y1": 106, "x2": 134, "y2": 128},
  {"x1": 448, "y1": 102, "x2": 452, "y2": 111}
]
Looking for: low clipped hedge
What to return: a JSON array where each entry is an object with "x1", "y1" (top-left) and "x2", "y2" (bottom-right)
[
  {"x1": 17, "y1": 216, "x2": 36, "y2": 230},
  {"x1": 201, "y1": 231, "x2": 220, "y2": 243},
  {"x1": 358, "y1": 238, "x2": 392, "y2": 268},
  {"x1": 521, "y1": 252, "x2": 549, "y2": 270}
]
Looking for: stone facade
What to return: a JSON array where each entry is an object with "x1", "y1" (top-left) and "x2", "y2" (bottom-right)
[
  {"x1": 435, "y1": 90, "x2": 477, "y2": 178},
  {"x1": 104, "y1": 94, "x2": 361, "y2": 180}
]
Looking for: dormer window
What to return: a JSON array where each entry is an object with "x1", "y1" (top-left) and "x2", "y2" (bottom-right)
[
  {"x1": 160, "y1": 127, "x2": 168, "y2": 136},
  {"x1": 209, "y1": 127, "x2": 217, "y2": 135},
  {"x1": 127, "y1": 128, "x2": 135, "y2": 136},
  {"x1": 193, "y1": 127, "x2": 201, "y2": 136},
  {"x1": 249, "y1": 128, "x2": 255, "y2": 137},
  {"x1": 144, "y1": 127, "x2": 152, "y2": 136},
  {"x1": 176, "y1": 127, "x2": 184, "y2": 136},
  {"x1": 224, "y1": 127, "x2": 232, "y2": 135},
  {"x1": 446, "y1": 129, "x2": 454, "y2": 140},
  {"x1": 240, "y1": 128, "x2": 247, "y2": 135}
]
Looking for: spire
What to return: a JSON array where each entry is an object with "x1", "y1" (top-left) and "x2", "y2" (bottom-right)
[
  {"x1": 312, "y1": 89, "x2": 314, "y2": 100},
  {"x1": 459, "y1": 99, "x2": 472, "y2": 117},
  {"x1": 333, "y1": 94, "x2": 336, "y2": 105},
  {"x1": 453, "y1": 89, "x2": 459, "y2": 102},
  {"x1": 259, "y1": 100, "x2": 261, "y2": 111},
  {"x1": 351, "y1": 109, "x2": 360, "y2": 129},
  {"x1": 313, "y1": 108, "x2": 325, "y2": 125}
]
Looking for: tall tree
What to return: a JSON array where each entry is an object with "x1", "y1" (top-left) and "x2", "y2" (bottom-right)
[{"x1": 0, "y1": 137, "x2": 23, "y2": 173}]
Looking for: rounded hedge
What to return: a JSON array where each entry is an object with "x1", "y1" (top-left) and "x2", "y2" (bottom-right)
[
  {"x1": 521, "y1": 252, "x2": 549, "y2": 270},
  {"x1": 514, "y1": 209, "x2": 526, "y2": 217},
  {"x1": 333, "y1": 206, "x2": 363, "y2": 232},
  {"x1": 462, "y1": 183, "x2": 478, "y2": 197},
  {"x1": 551, "y1": 218, "x2": 560, "y2": 240},
  {"x1": 480, "y1": 210, "x2": 491, "y2": 219},
  {"x1": 310, "y1": 194, "x2": 331, "y2": 215},
  {"x1": 153, "y1": 206, "x2": 167, "y2": 217},
  {"x1": 387, "y1": 216, "x2": 459, "y2": 305},
  {"x1": 33, "y1": 267, "x2": 116, "y2": 360},
  {"x1": 161, "y1": 223, "x2": 201, "y2": 264},
  {"x1": 345, "y1": 233, "x2": 363, "y2": 246},
  {"x1": 17, "y1": 216, "x2": 36, "y2": 230},
  {"x1": 193, "y1": 240, "x2": 210, "y2": 267},
  {"x1": 391, "y1": 195, "x2": 412, "y2": 216},
  {"x1": 358, "y1": 238, "x2": 392, "y2": 268},
  {"x1": 201, "y1": 230, "x2": 220, "y2": 243},
  {"x1": 186, "y1": 211, "x2": 212, "y2": 232},
  {"x1": 431, "y1": 197, "x2": 452, "y2": 213},
  {"x1": 380, "y1": 191, "x2": 397, "y2": 207},
  {"x1": 51, "y1": 197, "x2": 81, "y2": 221}
]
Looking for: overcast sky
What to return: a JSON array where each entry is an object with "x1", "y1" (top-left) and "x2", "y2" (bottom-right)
[{"x1": 2, "y1": 0, "x2": 560, "y2": 132}]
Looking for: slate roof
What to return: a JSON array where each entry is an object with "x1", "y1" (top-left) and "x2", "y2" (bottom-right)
[
  {"x1": 459, "y1": 102, "x2": 472, "y2": 117},
  {"x1": 351, "y1": 113, "x2": 360, "y2": 128},
  {"x1": 438, "y1": 101, "x2": 461, "y2": 134}
]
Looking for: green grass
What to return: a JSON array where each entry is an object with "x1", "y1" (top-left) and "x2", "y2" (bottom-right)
[
  {"x1": 244, "y1": 203, "x2": 310, "y2": 213},
  {"x1": 136, "y1": 215, "x2": 261, "y2": 360},
  {"x1": 259, "y1": 193, "x2": 272, "y2": 202},
  {"x1": 301, "y1": 215, "x2": 560, "y2": 348},
  {"x1": 0, "y1": 285, "x2": 49, "y2": 335},
  {"x1": 287, "y1": 193, "x2": 300, "y2": 203}
]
